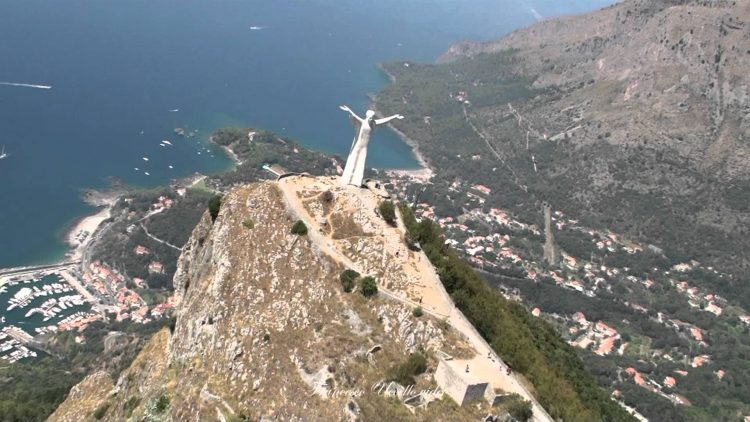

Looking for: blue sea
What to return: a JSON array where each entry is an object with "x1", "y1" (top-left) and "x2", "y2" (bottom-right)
[{"x1": 0, "y1": 0, "x2": 615, "y2": 267}]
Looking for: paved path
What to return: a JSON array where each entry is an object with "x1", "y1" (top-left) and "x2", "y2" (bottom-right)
[{"x1": 276, "y1": 177, "x2": 553, "y2": 422}]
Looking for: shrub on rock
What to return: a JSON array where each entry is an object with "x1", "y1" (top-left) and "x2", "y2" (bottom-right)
[
  {"x1": 291, "y1": 220, "x2": 308, "y2": 236},
  {"x1": 360, "y1": 276, "x2": 378, "y2": 297},
  {"x1": 340, "y1": 269, "x2": 360, "y2": 293},
  {"x1": 208, "y1": 195, "x2": 223, "y2": 222},
  {"x1": 378, "y1": 200, "x2": 397, "y2": 226}
]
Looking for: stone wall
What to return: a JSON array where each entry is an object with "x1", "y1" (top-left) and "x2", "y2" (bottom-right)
[{"x1": 435, "y1": 359, "x2": 489, "y2": 406}]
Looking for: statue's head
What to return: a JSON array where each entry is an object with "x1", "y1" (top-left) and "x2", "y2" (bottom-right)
[{"x1": 365, "y1": 110, "x2": 376, "y2": 119}]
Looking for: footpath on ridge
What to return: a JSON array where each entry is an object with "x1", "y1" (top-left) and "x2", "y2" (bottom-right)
[{"x1": 277, "y1": 175, "x2": 553, "y2": 422}]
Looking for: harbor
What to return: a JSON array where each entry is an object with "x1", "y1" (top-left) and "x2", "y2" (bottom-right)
[
  {"x1": 0, "y1": 255, "x2": 176, "y2": 363},
  {"x1": 0, "y1": 268, "x2": 100, "y2": 362}
]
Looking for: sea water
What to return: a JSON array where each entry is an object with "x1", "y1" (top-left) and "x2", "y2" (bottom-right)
[{"x1": 0, "y1": 0, "x2": 616, "y2": 267}]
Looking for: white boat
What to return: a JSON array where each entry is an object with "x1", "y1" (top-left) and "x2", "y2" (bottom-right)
[{"x1": 0, "y1": 145, "x2": 7, "y2": 160}]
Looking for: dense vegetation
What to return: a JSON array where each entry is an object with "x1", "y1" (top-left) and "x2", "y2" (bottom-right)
[
  {"x1": 93, "y1": 402, "x2": 110, "y2": 420},
  {"x1": 210, "y1": 128, "x2": 335, "y2": 189},
  {"x1": 0, "y1": 357, "x2": 82, "y2": 421},
  {"x1": 399, "y1": 204, "x2": 633, "y2": 421}
]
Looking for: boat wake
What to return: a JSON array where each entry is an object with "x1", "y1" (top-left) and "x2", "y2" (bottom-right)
[{"x1": 0, "y1": 81, "x2": 52, "y2": 90}]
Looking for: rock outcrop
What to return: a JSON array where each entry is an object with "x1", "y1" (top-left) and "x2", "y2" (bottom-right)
[{"x1": 49, "y1": 181, "x2": 488, "y2": 421}]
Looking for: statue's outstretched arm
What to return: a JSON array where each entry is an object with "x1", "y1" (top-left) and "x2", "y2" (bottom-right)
[
  {"x1": 374, "y1": 114, "x2": 404, "y2": 125},
  {"x1": 339, "y1": 105, "x2": 364, "y2": 122}
]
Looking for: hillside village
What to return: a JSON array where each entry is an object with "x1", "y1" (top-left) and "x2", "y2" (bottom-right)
[{"x1": 57, "y1": 186, "x2": 190, "y2": 329}]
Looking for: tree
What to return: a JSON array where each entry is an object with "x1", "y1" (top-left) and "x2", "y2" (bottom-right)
[
  {"x1": 208, "y1": 195, "x2": 223, "y2": 222},
  {"x1": 291, "y1": 220, "x2": 308, "y2": 236},
  {"x1": 379, "y1": 200, "x2": 397, "y2": 226},
  {"x1": 211, "y1": 127, "x2": 247, "y2": 146},
  {"x1": 506, "y1": 396, "x2": 533, "y2": 422},
  {"x1": 413, "y1": 306, "x2": 424, "y2": 317},
  {"x1": 340, "y1": 269, "x2": 360, "y2": 293},
  {"x1": 360, "y1": 276, "x2": 378, "y2": 297}
]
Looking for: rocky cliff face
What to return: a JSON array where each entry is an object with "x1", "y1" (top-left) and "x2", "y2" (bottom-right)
[
  {"x1": 444, "y1": 0, "x2": 750, "y2": 186},
  {"x1": 48, "y1": 182, "x2": 485, "y2": 421}
]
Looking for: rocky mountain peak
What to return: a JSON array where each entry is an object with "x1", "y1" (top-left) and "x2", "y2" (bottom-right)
[{"x1": 49, "y1": 178, "x2": 543, "y2": 421}]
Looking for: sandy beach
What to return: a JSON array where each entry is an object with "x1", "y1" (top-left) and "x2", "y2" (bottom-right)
[
  {"x1": 66, "y1": 207, "x2": 112, "y2": 260},
  {"x1": 221, "y1": 144, "x2": 241, "y2": 165},
  {"x1": 208, "y1": 134, "x2": 242, "y2": 166},
  {"x1": 385, "y1": 167, "x2": 434, "y2": 183},
  {"x1": 381, "y1": 123, "x2": 434, "y2": 183}
]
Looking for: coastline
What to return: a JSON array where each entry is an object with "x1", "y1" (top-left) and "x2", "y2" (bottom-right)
[
  {"x1": 367, "y1": 91, "x2": 434, "y2": 182},
  {"x1": 65, "y1": 204, "x2": 113, "y2": 261},
  {"x1": 221, "y1": 144, "x2": 241, "y2": 166},
  {"x1": 208, "y1": 134, "x2": 242, "y2": 167},
  {"x1": 6, "y1": 113, "x2": 420, "y2": 272},
  {"x1": 63, "y1": 171, "x2": 213, "y2": 263},
  {"x1": 382, "y1": 123, "x2": 434, "y2": 183}
]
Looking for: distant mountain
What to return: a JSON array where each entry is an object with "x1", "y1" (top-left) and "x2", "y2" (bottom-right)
[{"x1": 377, "y1": 0, "x2": 750, "y2": 306}]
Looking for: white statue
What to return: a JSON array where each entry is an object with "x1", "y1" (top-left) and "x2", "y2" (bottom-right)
[{"x1": 339, "y1": 105, "x2": 404, "y2": 187}]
